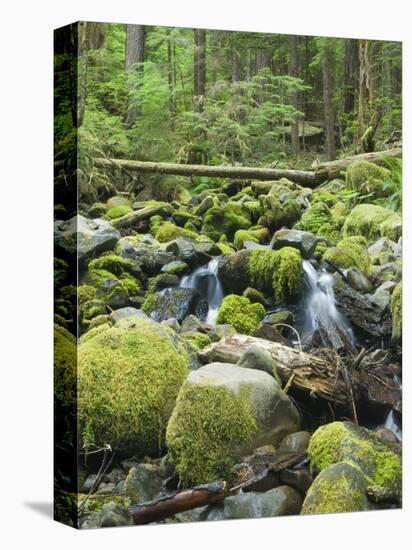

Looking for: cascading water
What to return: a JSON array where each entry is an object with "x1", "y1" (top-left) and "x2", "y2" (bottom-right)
[
  {"x1": 180, "y1": 257, "x2": 224, "y2": 323},
  {"x1": 383, "y1": 375, "x2": 402, "y2": 440},
  {"x1": 299, "y1": 260, "x2": 355, "y2": 351}
]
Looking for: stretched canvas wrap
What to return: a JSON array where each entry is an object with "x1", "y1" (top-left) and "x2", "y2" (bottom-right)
[{"x1": 54, "y1": 21, "x2": 402, "y2": 528}]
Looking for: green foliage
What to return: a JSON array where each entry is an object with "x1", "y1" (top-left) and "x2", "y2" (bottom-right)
[
  {"x1": 216, "y1": 294, "x2": 265, "y2": 335},
  {"x1": 382, "y1": 157, "x2": 402, "y2": 211},
  {"x1": 323, "y1": 236, "x2": 371, "y2": 273},
  {"x1": 106, "y1": 204, "x2": 133, "y2": 219}
]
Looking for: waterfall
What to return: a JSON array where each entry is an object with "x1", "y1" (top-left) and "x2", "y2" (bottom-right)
[
  {"x1": 299, "y1": 260, "x2": 355, "y2": 351},
  {"x1": 383, "y1": 376, "x2": 402, "y2": 440},
  {"x1": 180, "y1": 257, "x2": 224, "y2": 323}
]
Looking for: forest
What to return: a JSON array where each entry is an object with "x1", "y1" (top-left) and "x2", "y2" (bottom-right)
[{"x1": 54, "y1": 22, "x2": 402, "y2": 528}]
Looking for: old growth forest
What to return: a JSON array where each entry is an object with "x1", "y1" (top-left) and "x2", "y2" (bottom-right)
[{"x1": 54, "y1": 22, "x2": 402, "y2": 528}]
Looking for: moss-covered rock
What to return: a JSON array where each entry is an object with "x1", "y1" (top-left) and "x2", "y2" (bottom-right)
[
  {"x1": 343, "y1": 204, "x2": 402, "y2": 242},
  {"x1": 78, "y1": 317, "x2": 190, "y2": 453},
  {"x1": 307, "y1": 421, "x2": 402, "y2": 492},
  {"x1": 202, "y1": 202, "x2": 251, "y2": 241},
  {"x1": 88, "y1": 254, "x2": 135, "y2": 277},
  {"x1": 154, "y1": 222, "x2": 199, "y2": 243},
  {"x1": 323, "y1": 236, "x2": 371, "y2": 274},
  {"x1": 54, "y1": 324, "x2": 77, "y2": 443},
  {"x1": 298, "y1": 202, "x2": 331, "y2": 234},
  {"x1": 181, "y1": 331, "x2": 212, "y2": 351},
  {"x1": 301, "y1": 462, "x2": 370, "y2": 515},
  {"x1": 216, "y1": 294, "x2": 265, "y2": 335},
  {"x1": 106, "y1": 195, "x2": 131, "y2": 210},
  {"x1": 166, "y1": 363, "x2": 300, "y2": 485},
  {"x1": 346, "y1": 160, "x2": 391, "y2": 199},
  {"x1": 391, "y1": 282, "x2": 402, "y2": 342},
  {"x1": 106, "y1": 205, "x2": 133, "y2": 219},
  {"x1": 233, "y1": 226, "x2": 269, "y2": 249},
  {"x1": 257, "y1": 195, "x2": 301, "y2": 231}
]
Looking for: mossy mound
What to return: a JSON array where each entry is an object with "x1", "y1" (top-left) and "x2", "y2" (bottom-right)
[
  {"x1": 343, "y1": 204, "x2": 402, "y2": 242},
  {"x1": 308, "y1": 421, "x2": 402, "y2": 492},
  {"x1": 298, "y1": 202, "x2": 331, "y2": 234},
  {"x1": 106, "y1": 205, "x2": 133, "y2": 219},
  {"x1": 154, "y1": 222, "x2": 199, "y2": 243},
  {"x1": 54, "y1": 324, "x2": 77, "y2": 443},
  {"x1": 181, "y1": 331, "x2": 212, "y2": 350},
  {"x1": 88, "y1": 254, "x2": 135, "y2": 277},
  {"x1": 202, "y1": 202, "x2": 251, "y2": 241},
  {"x1": 301, "y1": 462, "x2": 370, "y2": 515},
  {"x1": 248, "y1": 248, "x2": 303, "y2": 300},
  {"x1": 391, "y1": 282, "x2": 402, "y2": 342},
  {"x1": 216, "y1": 294, "x2": 265, "y2": 335},
  {"x1": 346, "y1": 160, "x2": 391, "y2": 199},
  {"x1": 257, "y1": 196, "x2": 301, "y2": 231},
  {"x1": 233, "y1": 226, "x2": 269, "y2": 249},
  {"x1": 78, "y1": 317, "x2": 190, "y2": 453},
  {"x1": 323, "y1": 236, "x2": 371, "y2": 274}
]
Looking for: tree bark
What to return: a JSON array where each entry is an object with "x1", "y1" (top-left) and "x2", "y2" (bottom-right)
[
  {"x1": 342, "y1": 39, "x2": 358, "y2": 117},
  {"x1": 128, "y1": 481, "x2": 226, "y2": 525},
  {"x1": 289, "y1": 36, "x2": 300, "y2": 157},
  {"x1": 322, "y1": 39, "x2": 336, "y2": 160},
  {"x1": 125, "y1": 24, "x2": 145, "y2": 127},
  {"x1": 193, "y1": 28, "x2": 206, "y2": 112}
]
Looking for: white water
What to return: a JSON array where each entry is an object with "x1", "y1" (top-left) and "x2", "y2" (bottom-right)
[
  {"x1": 384, "y1": 409, "x2": 402, "y2": 441},
  {"x1": 180, "y1": 257, "x2": 224, "y2": 323},
  {"x1": 300, "y1": 260, "x2": 355, "y2": 350}
]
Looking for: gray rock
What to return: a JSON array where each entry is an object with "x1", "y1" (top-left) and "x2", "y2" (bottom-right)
[
  {"x1": 280, "y1": 467, "x2": 313, "y2": 493},
  {"x1": 160, "y1": 260, "x2": 190, "y2": 276},
  {"x1": 243, "y1": 287, "x2": 266, "y2": 305},
  {"x1": 165, "y1": 237, "x2": 212, "y2": 267},
  {"x1": 180, "y1": 314, "x2": 211, "y2": 334},
  {"x1": 209, "y1": 324, "x2": 238, "y2": 342},
  {"x1": 81, "y1": 474, "x2": 98, "y2": 493},
  {"x1": 254, "y1": 323, "x2": 290, "y2": 347},
  {"x1": 263, "y1": 310, "x2": 294, "y2": 325},
  {"x1": 237, "y1": 344, "x2": 277, "y2": 377},
  {"x1": 123, "y1": 464, "x2": 163, "y2": 504},
  {"x1": 161, "y1": 318, "x2": 181, "y2": 332},
  {"x1": 368, "y1": 237, "x2": 397, "y2": 258},
  {"x1": 159, "y1": 454, "x2": 176, "y2": 479},
  {"x1": 107, "y1": 195, "x2": 131, "y2": 209},
  {"x1": 345, "y1": 267, "x2": 372, "y2": 293},
  {"x1": 270, "y1": 229, "x2": 321, "y2": 259},
  {"x1": 194, "y1": 195, "x2": 215, "y2": 216},
  {"x1": 99, "y1": 502, "x2": 133, "y2": 528},
  {"x1": 278, "y1": 431, "x2": 311, "y2": 454},
  {"x1": 54, "y1": 215, "x2": 120, "y2": 263},
  {"x1": 148, "y1": 288, "x2": 208, "y2": 323},
  {"x1": 152, "y1": 273, "x2": 180, "y2": 290},
  {"x1": 372, "y1": 262, "x2": 401, "y2": 286},
  {"x1": 205, "y1": 486, "x2": 302, "y2": 520},
  {"x1": 110, "y1": 307, "x2": 147, "y2": 324}
]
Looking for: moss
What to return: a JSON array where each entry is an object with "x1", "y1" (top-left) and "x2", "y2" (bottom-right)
[
  {"x1": 216, "y1": 294, "x2": 265, "y2": 335},
  {"x1": 106, "y1": 205, "x2": 133, "y2": 219},
  {"x1": 181, "y1": 331, "x2": 212, "y2": 351},
  {"x1": 86, "y1": 269, "x2": 129, "y2": 309},
  {"x1": 78, "y1": 317, "x2": 190, "y2": 453},
  {"x1": 242, "y1": 200, "x2": 263, "y2": 222},
  {"x1": 216, "y1": 242, "x2": 236, "y2": 255},
  {"x1": 242, "y1": 287, "x2": 266, "y2": 305},
  {"x1": 163, "y1": 261, "x2": 190, "y2": 276},
  {"x1": 80, "y1": 299, "x2": 107, "y2": 323},
  {"x1": 154, "y1": 222, "x2": 199, "y2": 243},
  {"x1": 343, "y1": 204, "x2": 402, "y2": 242},
  {"x1": 346, "y1": 160, "x2": 391, "y2": 199},
  {"x1": 247, "y1": 248, "x2": 303, "y2": 300},
  {"x1": 391, "y1": 282, "x2": 402, "y2": 341},
  {"x1": 233, "y1": 226, "x2": 269, "y2": 249},
  {"x1": 308, "y1": 421, "x2": 402, "y2": 492},
  {"x1": 78, "y1": 285, "x2": 96, "y2": 304},
  {"x1": 301, "y1": 462, "x2": 370, "y2": 515},
  {"x1": 54, "y1": 257, "x2": 68, "y2": 288},
  {"x1": 119, "y1": 273, "x2": 141, "y2": 296},
  {"x1": 202, "y1": 202, "x2": 251, "y2": 241},
  {"x1": 88, "y1": 254, "x2": 135, "y2": 277},
  {"x1": 166, "y1": 383, "x2": 258, "y2": 485},
  {"x1": 323, "y1": 236, "x2": 371, "y2": 273},
  {"x1": 54, "y1": 324, "x2": 77, "y2": 443},
  {"x1": 298, "y1": 202, "x2": 331, "y2": 234}
]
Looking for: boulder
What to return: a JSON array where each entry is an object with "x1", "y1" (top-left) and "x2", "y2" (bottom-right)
[
  {"x1": 368, "y1": 237, "x2": 397, "y2": 258},
  {"x1": 209, "y1": 324, "x2": 238, "y2": 342},
  {"x1": 54, "y1": 215, "x2": 120, "y2": 264},
  {"x1": 270, "y1": 229, "x2": 321, "y2": 259},
  {"x1": 123, "y1": 463, "x2": 163, "y2": 504},
  {"x1": 161, "y1": 318, "x2": 181, "y2": 332},
  {"x1": 343, "y1": 204, "x2": 402, "y2": 242},
  {"x1": 345, "y1": 267, "x2": 372, "y2": 293},
  {"x1": 165, "y1": 237, "x2": 214, "y2": 267},
  {"x1": 180, "y1": 314, "x2": 211, "y2": 334},
  {"x1": 147, "y1": 288, "x2": 208, "y2": 323},
  {"x1": 166, "y1": 362, "x2": 300, "y2": 485},
  {"x1": 98, "y1": 502, "x2": 133, "y2": 528},
  {"x1": 205, "y1": 486, "x2": 302, "y2": 520},
  {"x1": 237, "y1": 343, "x2": 278, "y2": 378},
  {"x1": 278, "y1": 431, "x2": 311, "y2": 454},
  {"x1": 301, "y1": 462, "x2": 370, "y2": 515}
]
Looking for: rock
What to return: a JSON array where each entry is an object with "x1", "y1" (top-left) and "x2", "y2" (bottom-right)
[
  {"x1": 301, "y1": 462, "x2": 370, "y2": 515},
  {"x1": 391, "y1": 282, "x2": 402, "y2": 342},
  {"x1": 116, "y1": 237, "x2": 174, "y2": 275},
  {"x1": 160, "y1": 260, "x2": 190, "y2": 276},
  {"x1": 78, "y1": 317, "x2": 190, "y2": 453},
  {"x1": 346, "y1": 160, "x2": 391, "y2": 199},
  {"x1": 270, "y1": 229, "x2": 320, "y2": 259},
  {"x1": 123, "y1": 463, "x2": 163, "y2": 503},
  {"x1": 180, "y1": 314, "x2": 210, "y2": 334},
  {"x1": 345, "y1": 267, "x2": 372, "y2": 293},
  {"x1": 205, "y1": 486, "x2": 302, "y2": 520},
  {"x1": 253, "y1": 323, "x2": 290, "y2": 346},
  {"x1": 280, "y1": 468, "x2": 313, "y2": 494},
  {"x1": 368, "y1": 282, "x2": 395, "y2": 310},
  {"x1": 263, "y1": 310, "x2": 294, "y2": 326},
  {"x1": 110, "y1": 307, "x2": 147, "y2": 324},
  {"x1": 107, "y1": 195, "x2": 131, "y2": 209},
  {"x1": 209, "y1": 324, "x2": 238, "y2": 342},
  {"x1": 343, "y1": 204, "x2": 402, "y2": 242},
  {"x1": 165, "y1": 237, "x2": 212, "y2": 267},
  {"x1": 278, "y1": 431, "x2": 311, "y2": 454},
  {"x1": 194, "y1": 195, "x2": 215, "y2": 216},
  {"x1": 54, "y1": 215, "x2": 120, "y2": 264},
  {"x1": 372, "y1": 262, "x2": 401, "y2": 286},
  {"x1": 147, "y1": 288, "x2": 208, "y2": 323},
  {"x1": 159, "y1": 454, "x2": 176, "y2": 479},
  {"x1": 243, "y1": 287, "x2": 266, "y2": 305},
  {"x1": 98, "y1": 502, "x2": 133, "y2": 528},
  {"x1": 152, "y1": 273, "x2": 180, "y2": 290},
  {"x1": 307, "y1": 421, "x2": 402, "y2": 492},
  {"x1": 161, "y1": 318, "x2": 181, "y2": 332},
  {"x1": 166, "y1": 363, "x2": 300, "y2": 485},
  {"x1": 81, "y1": 474, "x2": 98, "y2": 493},
  {"x1": 237, "y1": 343, "x2": 277, "y2": 378},
  {"x1": 368, "y1": 237, "x2": 397, "y2": 258}
]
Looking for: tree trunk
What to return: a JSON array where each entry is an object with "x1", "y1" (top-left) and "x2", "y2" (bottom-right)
[
  {"x1": 129, "y1": 481, "x2": 226, "y2": 525},
  {"x1": 193, "y1": 28, "x2": 206, "y2": 112},
  {"x1": 342, "y1": 39, "x2": 359, "y2": 117},
  {"x1": 289, "y1": 36, "x2": 300, "y2": 157},
  {"x1": 125, "y1": 24, "x2": 145, "y2": 127},
  {"x1": 322, "y1": 40, "x2": 336, "y2": 160}
]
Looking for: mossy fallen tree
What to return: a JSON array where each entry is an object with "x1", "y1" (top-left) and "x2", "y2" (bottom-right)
[{"x1": 94, "y1": 147, "x2": 401, "y2": 187}]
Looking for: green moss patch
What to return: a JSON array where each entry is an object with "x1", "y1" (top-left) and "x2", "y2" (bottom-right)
[
  {"x1": 216, "y1": 294, "x2": 265, "y2": 335},
  {"x1": 323, "y1": 236, "x2": 371, "y2": 273},
  {"x1": 343, "y1": 204, "x2": 402, "y2": 242}
]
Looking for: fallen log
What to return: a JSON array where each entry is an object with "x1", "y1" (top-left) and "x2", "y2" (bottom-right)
[
  {"x1": 314, "y1": 147, "x2": 401, "y2": 181},
  {"x1": 111, "y1": 203, "x2": 173, "y2": 229},
  {"x1": 128, "y1": 481, "x2": 226, "y2": 525},
  {"x1": 94, "y1": 158, "x2": 322, "y2": 187},
  {"x1": 199, "y1": 335, "x2": 401, "y2": 410}
]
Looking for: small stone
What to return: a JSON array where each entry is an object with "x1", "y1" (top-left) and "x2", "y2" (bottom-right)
[
  {"x1": 161, "y1": 318, "x2": 181, "y2": 332},
  {"x1": 99, "y1": 502, "x2": 133, "y2": 528}
]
